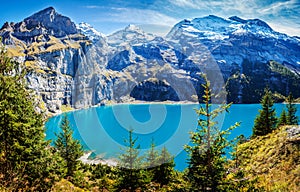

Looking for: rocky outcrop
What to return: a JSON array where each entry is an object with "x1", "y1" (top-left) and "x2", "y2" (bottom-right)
[
  {"x1": 130, "y1": 80, "x2": 180, "y2": 101},
  {"x1": 287, "y1": 126, "x2": 300, "y2": 143},
  {"x1": 1, "y1": 8, "x2": 300, "y2": 113}
]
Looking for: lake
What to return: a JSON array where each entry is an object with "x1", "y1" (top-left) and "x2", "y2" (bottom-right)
[{"x1": 45, "y1": 103, "x2": 300, "y2": 171}]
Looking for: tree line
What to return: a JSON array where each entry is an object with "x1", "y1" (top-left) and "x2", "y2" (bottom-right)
[{"x1": 0, "y1": 41, "x2": 299, "y2": 191}]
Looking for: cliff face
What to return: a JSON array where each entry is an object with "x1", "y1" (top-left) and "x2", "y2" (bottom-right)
[
  {"x1": 1, "y1": 8, "x2": 300, "y2": 113},
  {"x1": 0, "y1": 7, "x2": 109, "y2": 113}
]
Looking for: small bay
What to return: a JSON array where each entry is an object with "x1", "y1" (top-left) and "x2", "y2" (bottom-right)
[{"x1": 45, "y1": 103, "x2": 300, "y2": 171}]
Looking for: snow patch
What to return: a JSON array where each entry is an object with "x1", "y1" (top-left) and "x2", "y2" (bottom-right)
[{"x1": 77, "y1": 22, "x2": 105, "y2": 41}]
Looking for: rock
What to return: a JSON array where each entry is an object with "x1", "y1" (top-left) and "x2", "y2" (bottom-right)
[
  {"x1": 1, "y1": 8, "x2": 300, "y2": 114},
  {"x1": 286, "y1": 126, "x2": 300, "y2": 141}
]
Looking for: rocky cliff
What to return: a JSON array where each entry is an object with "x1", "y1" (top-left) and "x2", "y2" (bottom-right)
[
  {"x1": 1, "y1": 7, "x2": 300, "y2": 113},
  {"x1": 0, "y1": 7, "x2": 105, "y2": 113}
]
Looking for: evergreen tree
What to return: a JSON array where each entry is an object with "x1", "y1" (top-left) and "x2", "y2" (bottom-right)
[
  {"x1": 286, "y1": 93, "x2": 298, "y2": 125},
  {"x1": 252, "y1": 88, "x2": 277, "y2": 137},
  {"x1": 145, "y1": 138, "x2": 159, "y2": 168},
  {"x1": 0, "y1": 38, "x2": 59, "y2": 190},
  {"x1": 54, "y1": 115, "x2": 84, "y2": 178},
  {"x1": 153, "y1": 146, "x2": 175, "y2": 186},
  {"x1": 185, "y1": 75, "x2": 240, "y2": 192},
  {"x1": 278, "y1": 109, "x2": 288, "y2": 127},
  {"x1": 116, "y1": 129, "x2": 147, "y2": 191},
  {"x1": 144, "y1": 139, "x2": 175, "y2": 187}
]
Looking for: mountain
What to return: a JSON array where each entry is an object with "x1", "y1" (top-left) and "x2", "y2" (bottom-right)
[
  {"x1": 0, "y1": 7, "x2": 97, "y2": 113},
  {"x1": 1, "y1": 8, "x2": 300, "y2": 113},
  {"x1": 107, "y1": 24, "x2": 155, "y2": 46},
  {"x1": 1, "y1": 7, "x2": 78, "y2": 45},
  {"x1": 167, "y1": 15, "x2": 300, "y2": 102},
  {"x1": 77, "y1": 22, "x2": 105, "y2": 42},
  {"x1": 167, "y1": 15, "x2": 299, "y2": 67}
]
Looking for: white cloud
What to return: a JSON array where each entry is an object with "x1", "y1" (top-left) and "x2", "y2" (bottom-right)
[
  {"x1": 85, "y1": 5, "x2": 102, "y2": 9},
  {"x1": 170, "y1": 0, "x2": 196, "y2": 8},
  {"x1": 268, "y1": 21, "x2": 300, "y2": 37},
  {"x1": 260, "y1": 0, "x2": 297, "y2": 14},
  {"x1": 84, "y1": 1, "x2": 300, "y2": 36},
  {"x1": 168, "y1": 0, "x2": 299, "y2": 18},
  {"x1": 95, "y1": 8, "x2": 178, "y2": 27}
]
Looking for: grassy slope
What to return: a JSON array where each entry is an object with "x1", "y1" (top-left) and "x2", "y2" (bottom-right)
[{"x1": 236, "y1": 126, "x2": 300, "y2": 191}]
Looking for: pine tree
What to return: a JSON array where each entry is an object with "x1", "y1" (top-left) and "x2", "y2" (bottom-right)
[
  {"x1": 286, "y1": 93, "x2": 298, "y2": 125},
  {"x1": 153, "y1": 146, "x2": 175, "y2": 186},
  {"x1": 54, "y1": 115, "x2": 84, "y2": 178},
  {"x1": 144, "y1": 139, "x2": 175, "y2": 187},
  {"x1": 145, "y1": 138, "x2": 159, "y2": 168},
  {"x1": 0, "y1": 38, "x2": 59, "y2": 190},
  {"x1": 252, "y1": 88, "x2": 277, "y2": 137},
  {"x1": 185, "y1": 75, "x2": 240, "y2": 192},
  {"x1": 116, "y1": 129, "x2": 147, "y2": 191},
  {"x1": 278, "y1": 109, "x2": 288, "y2": 127}
]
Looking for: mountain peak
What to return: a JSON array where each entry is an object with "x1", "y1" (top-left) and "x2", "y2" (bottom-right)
[
  {"x1": 247, "y1": 19, "x2": 272, "y2": 30},
  {"x1": 229, "y1": 16, "x2": 272, "y2": 30},
  {"x1": 107, "y1": 24, "x2": 155, "y2": 46},
  {"x1": 167, "y1": 14, "x2": 278, "y2": 41},
  {"x1": 77, "y1": 22, "x2": 105, "y2": 42},
  {"x1": 229, "y1": 16, "x2": 247, "y2": 23},
  {"x1": 14, "y1": 6, "x2": 78, "y2": 39},
  {"x1": 193, "y1": 15, "x2": 229, "y2": 23},
  {"x1": 25, "y1": 7, "x2": 57, "y2": 21},
  {"x1": 37, "y1": 6, "x2": 56, "y2": 14},
  {"x1": 125, "y1": 24, "x2": 143, "y2": 32}
]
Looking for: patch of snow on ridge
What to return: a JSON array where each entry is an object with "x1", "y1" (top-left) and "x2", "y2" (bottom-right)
[
  {"x1": 183, "y1": 26, "x2": 201, "y2": 33},
  {"x1": 77, "y1": 22, "x2": 105, "y2": 41}
]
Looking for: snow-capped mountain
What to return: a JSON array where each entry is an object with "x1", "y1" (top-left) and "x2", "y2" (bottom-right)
[
  {"x1": 1, "y1": 7, "x2": 300, "y2": 113},
  {"x1": 107, "y1": 24, "x2": 155, "y2": 46},
  {"x1": 167, "y1": 15, "x2": 300, "y2": 68},
  {"x1": 77, "y1": 22, "x2": 105, "y2": 42}
]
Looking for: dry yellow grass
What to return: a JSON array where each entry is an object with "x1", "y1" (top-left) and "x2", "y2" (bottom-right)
[
  {"x1": 6, "y1": 46, "x2": 25, "y2": 57},
  {"x1": 236, "y1": 126, "x2": 300, "y2": 191},
  {"x1": 6, "y1": 35, "x2": 90, "y2": 56},
  {"x1": 61, "y1": 105, "x2": 74, "y2": 112}
]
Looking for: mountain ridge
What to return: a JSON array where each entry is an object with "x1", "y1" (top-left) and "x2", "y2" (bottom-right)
[{"x1": 1, "y1": 7, "x2": 300, "y2": 113}]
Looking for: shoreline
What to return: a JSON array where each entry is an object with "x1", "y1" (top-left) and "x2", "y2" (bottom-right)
[
  {"x1": 48, "y1": 100, "x2": 200, "y2": 118},
  {"x1": 47, "y1": 100, "x2": 299, "y2": 119}
]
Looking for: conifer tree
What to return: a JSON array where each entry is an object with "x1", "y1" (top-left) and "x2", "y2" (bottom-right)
[
  {"x1": 145, "y1": 138, "x2": 159, "y2": 168},
  {"x1": 185, "y1": 75, "x2": 239, "y2": 192},
  {"x1": 153, "y1": 146, "x2": 175, "y2": 186},
  {"x1": 278, "y1": 109, "x2": 288, "y2": 127},
  {"x1": 286, "y1": 93, "x2": 298, "y2": 125},
  {"x1": 252, "y1": 88, "x2": 277, "y2": 137},
  {"x1": 144, "y1": 139, "x2": 175, "y2": 187},
  {"x1": 54, "y1": 115, "x2": 84, "y2": 178},
  {"x1": 116, "y1": 129, "x2": 146, "y2": 191},
  {"x1": 0, "y1": 39, "x2": 59, "y2": 190}
]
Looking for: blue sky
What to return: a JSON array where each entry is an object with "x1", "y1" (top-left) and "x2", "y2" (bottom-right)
[{"x1": 0, "y1": 0, "x2": 299, "y2": 36}]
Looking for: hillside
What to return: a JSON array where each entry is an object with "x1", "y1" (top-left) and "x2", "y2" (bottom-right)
[{"x1": 233, "y1": 126, "x2": 300, "y2": 191}]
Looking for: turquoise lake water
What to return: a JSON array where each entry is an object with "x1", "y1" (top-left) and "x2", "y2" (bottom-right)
[{"x1": 45, "y1": 104, "x2": 300, "y2": 171}]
